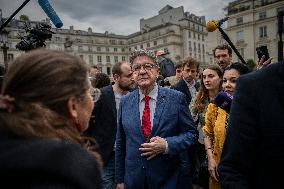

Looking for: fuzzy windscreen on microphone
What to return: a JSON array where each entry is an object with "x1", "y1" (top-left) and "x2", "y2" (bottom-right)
[{"x1": 206, "y1": 20, "x2": 218, "y2": 32}]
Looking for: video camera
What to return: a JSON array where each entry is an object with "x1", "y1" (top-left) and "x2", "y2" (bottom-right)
[{"x1": 16, "y1": 22, "x2": 54, "y2": 51}]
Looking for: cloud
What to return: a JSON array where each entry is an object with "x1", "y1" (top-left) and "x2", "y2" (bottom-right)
[{"x1": 0, "y1": 0, "x2": 232, "y2": 35}]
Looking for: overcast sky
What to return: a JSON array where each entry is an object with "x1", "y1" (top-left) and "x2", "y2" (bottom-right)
[{"x1": 0, "y1": 0, "x2": 231, "y2": 35}]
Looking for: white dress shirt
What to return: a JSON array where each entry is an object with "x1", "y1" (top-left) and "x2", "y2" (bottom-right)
[
  {"x1": 138, "y1": 83, "x2": 158, "y2": 127},
  {"x1": 138, "y1": 83, "x2": 168, "y2": 153}
]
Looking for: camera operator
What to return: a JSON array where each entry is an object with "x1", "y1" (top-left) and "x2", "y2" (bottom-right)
[{"x1": 16, "y1": 22, "x2": 54, "y2": 52}]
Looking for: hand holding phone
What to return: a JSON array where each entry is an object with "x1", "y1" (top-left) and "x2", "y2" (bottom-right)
[{"x1": 256, "y1": 46, "x2": 270, "y2": 62}]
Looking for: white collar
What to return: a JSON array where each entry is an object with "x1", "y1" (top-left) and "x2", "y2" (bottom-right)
[{"x1": 139, "y1": 83, "x2": 158, "y2": 102}]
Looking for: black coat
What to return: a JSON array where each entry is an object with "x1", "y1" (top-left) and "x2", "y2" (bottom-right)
[
  {"x1": 85, "y1": 85, "x2": 117, "y2": 164},
  {"x1": 219, "y1": 61, "x2": 284, "y2": 189},
  {"x1": 0, "y1": 133, "x2": 101, "y2": 188},
  {"x1": 171, "y1": 79, "x2": 200, "y2": 106}
]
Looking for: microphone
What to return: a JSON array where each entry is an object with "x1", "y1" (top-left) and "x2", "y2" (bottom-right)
[
  {"x1": 206, "y1": 17, "x2": 229, "y2": 32},
  {"x1": 38, "y1": 0, "x2": 63, "y2": 28}
]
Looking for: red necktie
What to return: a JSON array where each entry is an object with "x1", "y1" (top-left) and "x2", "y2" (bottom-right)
[{"x1": 142, "y1": 95, "x2": 151, "y2": 140}]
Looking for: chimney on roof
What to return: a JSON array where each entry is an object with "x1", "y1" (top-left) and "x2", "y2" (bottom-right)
[{"x1": 88, "y1": 27, "x2": 92, "y2": 34}]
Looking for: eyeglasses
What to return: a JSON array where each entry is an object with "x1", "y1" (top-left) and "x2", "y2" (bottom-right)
[
  {"x1": 132, "y1": 63, "x2": 157, "y2": 72},
  {"x1": 89, "y1": 87, "x2": 101, "y2": 102}
]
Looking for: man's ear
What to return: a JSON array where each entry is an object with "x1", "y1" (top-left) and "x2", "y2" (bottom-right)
[
  {"x1": 113, "y1": 74, "x2": 120, "y2": 82},
  {"x1": 67, "y1": 96, "x2": 78, "y2": 119}
]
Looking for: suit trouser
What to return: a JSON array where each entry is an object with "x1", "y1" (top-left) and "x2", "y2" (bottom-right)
[{"x1": 102, "y1": 151, "x2": 115, "y2": 189}]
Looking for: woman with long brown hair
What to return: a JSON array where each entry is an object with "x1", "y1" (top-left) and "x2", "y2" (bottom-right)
[
  {"x1": 190, "y1": 64, "x2": 223, "y2": 189},
  {"x1": 0, "y1": 49, "x2": 101, "y2": 188}
]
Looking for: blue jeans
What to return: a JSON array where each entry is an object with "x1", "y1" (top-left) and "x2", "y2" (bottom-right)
[{"x1": 102, "y1": 152, "x2": 115, "y2": 189}]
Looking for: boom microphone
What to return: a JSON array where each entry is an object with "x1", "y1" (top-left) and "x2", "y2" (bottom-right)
[
  {"x1": 38, "y1": 0, "x2": 63, "y2": 28},
  {"x1": 206, "y1": 17, "x2": 229, "y2": 32}
]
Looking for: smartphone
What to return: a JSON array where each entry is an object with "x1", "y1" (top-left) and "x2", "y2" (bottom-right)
[{"x1": 256, "y1": 46, "x2": 270, "y2": 61}]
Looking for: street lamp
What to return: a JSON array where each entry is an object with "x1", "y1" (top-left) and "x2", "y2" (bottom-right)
[{"x1": 0, "y1": 29, "x2": 9, "y2": 72}]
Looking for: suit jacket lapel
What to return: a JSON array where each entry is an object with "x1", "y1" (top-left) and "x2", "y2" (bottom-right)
[
  {"x1": 132, "y1": 90, "x2": 144, "y2": 141},
  {"x1": 181, "y1": 79, "x2": 192, "y2": 101},
  {"x1": 150, "y1": 87, "x2": 167, "y2": 139}
]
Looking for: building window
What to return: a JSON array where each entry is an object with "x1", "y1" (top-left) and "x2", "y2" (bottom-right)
[
  {"x1": 259, "y1": 12, "x2": 266, "y2": 20},
  {"x1": 107, "y1": 67, "x2": 111, "y2": 75},
  {"x1": 198, "y1": 43, "x2": 201, "y2": 53},
  {"x1": 202, "y1": 35, "x2": 204, "y2": 41},
  {"x1": 198, "y1": 34, "x2": 200, "y2": 40},
  {"x1": 193, "y1": 42, "x2": 196, "y2": 52},
  {"x1": 259, "y1": 26, "x2": 267, "y2": 38},
  {"x1": 189, "y1": 41, "x2": 192, "y2": 51},
  {"x1": 140, "y1": 44, "x2": 143, "y2": 49},
  {"x1": 147, "y1": 42, "x2": 150, "y2": 48},
  {"x1": 236, "y1": 17, "x2": 243, "y2": 25},
  {"x1": 188, "y1": 31, "x2": 191, "y2": 38},
  {"x1": 122, "y1": 56, "x2": 126, "y2": 61},
  {"x1": 106, "y1": 56, "x2": 110, "y2": 63},
  {"x1": 114, "y1": 56, "x2": 118, "y2": 63},
  {"x1": 109, "y1": 40, "x2": 116, "y2": 45},
  {"x1": 129, "y1": 47, "x2": 131, "y2": 51},
  {"x1": 78, "y1": 45, "x2": 83, "y2": 51},
  {"x1": 106, "y1": 47, "x2": 109, "y2": 52},
  {"x1": 97, "y1": 56, "x2": 102, "y2": 63},
  {"x1": 238, "y1": 48, "x2": 244, "y2": 62},
  {"x1": 154, "y1": 41, "x2": 157, "y2": 46},
  {"x1": 114, "y1": 48, "x2": 118, "y2": 52},
  {"x1": 236, "y1": 31, "x2": 244, "y2": 42},
  {"x1": 202, "y1": 44, "x2": 205, "y2": 53},
  {"x1": 163, "y1": 38, "x2": 167, "y2": 44},
  {"x1": 89, "y1": 55, "x2": 93, "y2": 64},
  {"x1": 97, "y1": 47, "x2": 101, "y2": 51},
  {"x1": 193, "y1": 32, "x2": 196, "y2": 39},
  {"x1": 122, "y1": 48, "x2": 125, "y2": 52}
]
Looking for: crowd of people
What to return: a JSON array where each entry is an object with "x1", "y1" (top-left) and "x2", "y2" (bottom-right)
[{"x1": 0, "y1": 44, "x2": 283, "y2": 189}]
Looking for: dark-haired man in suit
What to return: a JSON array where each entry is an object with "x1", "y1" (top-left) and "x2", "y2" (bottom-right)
[
  {"x1": 171, "y1": 57, "x2": 200, "y2": 106},
  {"x1": 85, "y1": 61, "x2": 134, "y2": 189}
]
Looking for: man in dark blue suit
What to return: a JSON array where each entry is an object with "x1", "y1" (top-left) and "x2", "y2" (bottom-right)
[{"x1": 115, "y1": 49, "x2": 198, "y2": 189}]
